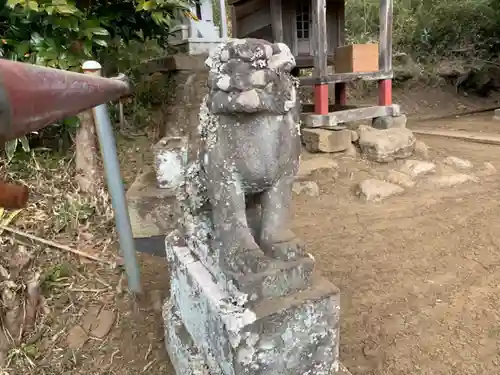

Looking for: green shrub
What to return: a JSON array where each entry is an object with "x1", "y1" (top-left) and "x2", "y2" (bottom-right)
[{"x1": 345, "y1": 0, "x2": 500, "y2": 59}]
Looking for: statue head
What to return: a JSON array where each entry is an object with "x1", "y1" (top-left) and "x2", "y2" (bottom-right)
[{"x1": 204, "y1": 38, "x2": 298, "y2": 116}]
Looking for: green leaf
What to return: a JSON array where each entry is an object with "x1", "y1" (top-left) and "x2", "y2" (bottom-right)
[
  {"x1": 87, "y1": 27, "x2": 109, "y2": 36},
  {"x1": 6, "y1": 0, "x2": 21, "y2": 8},
  {"x1": 27, "y1": 1, "x2": 39, "y2": 11},
  {"x1": 57, "y1": 58, "x2": 69, "y2": 69},
  {"x1": 55, "y1": 4, "x2": 78, "y2": 14},
  {"x1": 151, "y1": 11, "x2": 168, "y2": 25},
  {"x1": 30, "y1": 33, "x2": 43, "y2": 47},
  {"x1": 63, "y1": 116, "x2": 80, "y2": 128},
  {"x1": 93, "y1": 39, "x2": 108, "y2": 47},
  {"x1": 19, "y1": 135, "x2": 30, "y2": 152},
  {"x1": 141, "y1": 0, "x2": 157, "y2": 11},
  {"x1": 15, "y1": 41, "x2": 30, "y2": 56},
  {"x1": 82, "y1": 19, "x2": 100, "y2": 29},
  {"x1": 54, "y1": 17, "x2": 73, "y2": 29},
  {"x1": 4, "y1": 139, "x2": 18, "y2": 162},
  {"x1": 82, "y1": 40, "x2": 93, "y2": 57}
]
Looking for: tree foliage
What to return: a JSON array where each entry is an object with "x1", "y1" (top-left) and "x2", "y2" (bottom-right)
[
  {"x1": 346, "y1": 0, "x2": 500, "y2": 59},
  {"x1": 0, "y1": 0, "x2": 191, "y2": 70}
]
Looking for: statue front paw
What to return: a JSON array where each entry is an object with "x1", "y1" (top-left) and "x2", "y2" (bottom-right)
[
  {"x1": 261, "y1": 230, "x2": 307, "y2": 261},
  {"x1": 223, "y1": 247, "x2": 272, "y2": 275}
]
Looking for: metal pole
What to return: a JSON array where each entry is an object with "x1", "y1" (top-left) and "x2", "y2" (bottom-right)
[{"x1": 82, "y1": 61, "x2": 142, "y2": 294}]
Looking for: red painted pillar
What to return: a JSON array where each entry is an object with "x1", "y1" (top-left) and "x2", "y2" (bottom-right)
[
  {"x1": 378, "y1": 79, "x2": 392, "y2": 106},
  {"x1": 314, "y1": 84, "x2": 329, "y2": 114},
  {"x1": 335, "y1": 83, "x2": 347, "y2": 106}
]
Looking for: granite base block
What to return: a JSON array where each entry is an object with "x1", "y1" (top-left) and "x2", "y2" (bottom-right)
[
  {"x1": 164, "y1": 300, "x2": 353, "y2": 375},
  {"x1": 164, "y1": 300, "x2": 217, "y2": 375},
  {"x1": 165, "y1": 233, "x2": 342, "y2": 375}
]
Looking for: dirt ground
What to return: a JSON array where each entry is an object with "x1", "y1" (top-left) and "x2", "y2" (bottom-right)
[
  {"x1": 110, "y1": 111, "x2": 500, "y2": 375},
  {"x1": 294, "y1": 119, "x2": 500, "y2": 375},
  {"x1": 3, "y1": 89, "x2": 500, "y2": 374}
]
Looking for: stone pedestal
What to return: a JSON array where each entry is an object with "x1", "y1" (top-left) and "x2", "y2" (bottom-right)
[
  {"x1": 164, "y1": 231, "x2": 343, "y2": 375},
  {"x1": 126, "y1": 168, "x2": 176, "y2": 257},
  {"x1": 170, "y1": 37, "x2": 227, "y2": 56},
  {"x1": 168, "y1": 0, "x2": 226, "y2": 56}
]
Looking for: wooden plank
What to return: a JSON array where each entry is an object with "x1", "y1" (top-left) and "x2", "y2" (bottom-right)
[
  {"x1": 326, "y1": 1, "x2": 338, "y2": 54},
  {"x1": 336, "y1": 0, "x2": 345, "y2": 47},
  {"x1": 230, "y1": 5, "x2": 238, "y2": 37},
  {"x1": 300, "y1": 70, "x2": 393, "y2": 85},
  {"x1": 295, "y1": 55, "x2": 335, "y2": 68},
  {"x1": 270, "y1": 0, "x2": 284, "y2": 42},
  {"x1": 233, "y1": 0, "x2": 269, "y2": 24},
  {"x1": 237, "y1": 7, "x2": 271, "y2": 37},
  {"x1": 301, "y1": 104, "x2": 399, "y2": 128},
  {"x1": 312, "y1": 0, "x2": 328, "y2": 77},
  {"x1": 219, "y1": 0, "x2": 229, "y2": 38},
  {"x1": 282, "y1": 0, "x2": 298, "y2": 54},
  {"x1": 301, "y1": 103, "x2": 360, "y2": 113},
  {"x1": 378, "y1": 0, "x2": 393, "y2": 72},
  {"x1": 411, "y1": 129, "x2": 500, "y2": 146}
]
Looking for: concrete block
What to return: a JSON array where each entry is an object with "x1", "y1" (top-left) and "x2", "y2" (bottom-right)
[
  {"x1": 357, "y1": 125, "x2": 415, "y2": 163},
  {"x1": 126, "y1": 168, "x2": 177, "y2": 239},
  {"x1": 165, "y1": 233, "x2": 341, "y2": 375},
  {"x1": 301, "y1": 128, "x2": 352, "y2": 153},
  {"x1": 372, "y1": 114, "x2": 407, "y2": 129}
]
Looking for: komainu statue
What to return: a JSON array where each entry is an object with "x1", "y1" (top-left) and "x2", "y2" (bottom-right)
[
  {"x1": 163, "y1": 38, "x2": 342, "y2": 375},
  {"x1": 176, "y1": 39, "x2": 313, "y2": 301}
]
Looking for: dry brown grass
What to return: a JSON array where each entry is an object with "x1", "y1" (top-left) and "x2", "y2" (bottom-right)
[{"x1": 0, "y1": 149, "x2": 126, "y2": 374}]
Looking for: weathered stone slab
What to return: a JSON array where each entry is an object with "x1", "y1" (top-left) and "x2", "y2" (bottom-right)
[
  {"x1": 164, "y1": 301, "x2": 220, "y2": 375},
  {"x1": 126, "y1": 168, "x2": 177, "y2": 239},
  {"x1": 154, "y1": 137, "x2": 188, "y2": 189},
  {"x1": 399, "y1": 160, "x2": 436, "y2": 179},
  {"x1": 443, "y1": 156, "x2": 473, "y2": 170},
  {"x1": 358, "y1": 179, "x2": 404, "y2": 202},
  {"x1": 494, "y1": 108, "x2": 500, "y2": 121},
  {"x1": 302, "y1": 128, "x2": 352, "y2": 153},
  {"x1": 292, "y1": 181, "x2": 320, "y2": 196},
  {"x1": 357, "y1": 125, "x2": 415, "y2": 163},
  {"x1": 296, "y1": 157, "x2": 338, "y2": 180},
  {"x1": 385, "y1": 170, "x2": 415, "y2": 188},
  {"x1": 372, "y1": 114, "x2": 407, "y2": 129},
  {"x1": 165, "y1": 234, "x2": 340, "y2": 375},
  {"x1": 164, "y1": 301, "x2": 351, "y2": 375},
  {"x1": 477, "y1": 162, "x2": 497, "y2": 176},
  {"x1": 158, "y1": 66, "x2": 209, "y2": 140},
  {"x1": 428, "y1": 174, "x2": 478, "y2": 188},
  {"x1": 168, "y1": 230, "x2": 315, "y2": 305},
  {"x1": 350, "y1": 130, "x2": 359, "y2": 143},
  {"x1": 413, "y1": 140, "x2": 429, "y2": 159}
]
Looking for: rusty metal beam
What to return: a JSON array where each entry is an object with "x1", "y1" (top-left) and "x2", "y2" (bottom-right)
[{"x1": 0, "y1": 59, "x2": 130, "y2": 144}]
